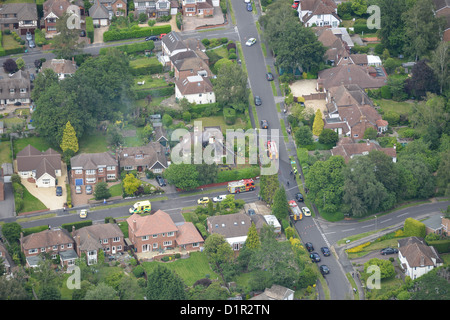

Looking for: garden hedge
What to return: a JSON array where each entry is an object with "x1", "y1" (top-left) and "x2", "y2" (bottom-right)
[
  {"x1": 223, "y1": 107, "x2": 236, "y2": 125},
  {"x1": 133, "y1": 86, "x2": 175, "y2": 99},
  {"x1": 103, "y1": 24, "x2": 171, "y2": 42},
  {"x1": 61, "y1": 220, "x2": 93, "y2": 232},
  {"x1": 86, "y1": 17, "x2": 94, "y2": 43},
  {"x1": 99, "y1": 41, "x2": 155, "y2": 55}
]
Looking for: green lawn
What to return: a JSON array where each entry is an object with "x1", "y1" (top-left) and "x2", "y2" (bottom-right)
[
  {"x1": 20, "y1": 186, "x2": 47, "y2": 213},
  {"x1": 191, "y1": 115, "x2": 248, "y2": 133},
  {"x1": 132, "y1": 76, "x2": 168, "y2": 90},
  {"x1": 13, "y1": 136, "x2": 54, "y2": 158},
  {"x1": 78, "y1": 132, "x2": 108, "y2": 153},
  {"x1": 141, "y1": 251, "x2": 219, "y2": 286},
  {"x1": 373, "y1": 99, "x2": 414, "y2": 115},
  {"x1": 0, "y1": 140, "x2": 12, "y2": 164}
]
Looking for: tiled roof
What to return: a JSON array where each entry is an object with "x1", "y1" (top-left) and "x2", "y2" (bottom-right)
[
  {"x1": 175, "y1": 75, "x2": 213, "y2": 96},
  {"x1": 70, "y1": 152, "x2": 117, "y2": 169},
  {"x1": 176, "y1": 222, "x2": 204, "y2": 245},
  {"x1": 43, "y1": 0, "x2": 71, "y2": 19},
  {"x1": 127, "y1": 210, "x2": 178, "y2": 237},
  {"x1": 118, "y1": 142, "x2": 167, "y2": 169},
  {"x1": 16, "y1": 145, "x2": 61, "y2": 179},
  {"x1": 0, "y1": 3, "x2": 38, "y2": 21},
  {"x1": 207, "y1": 213, "x2": 251, "y2": 238},
  {"x1": 73, "y1": 224, "x2": 124, "y2": 251},
  {"x1": 21, "y1": 228, "x2": 73, "y2": 250},
  {"x1": 318, "y1": 64, "x2": 386, "y2": 90}
]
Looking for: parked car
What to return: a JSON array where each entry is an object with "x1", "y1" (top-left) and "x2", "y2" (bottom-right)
[
  {"x1": 79, "y1": 209, "x2": 88, "y2": 219},
  {"x1": 380, "y1": 247, "x2": 398, "y2": 255},
  {"x1": 302, "y1": 206, "x2": 311, "y2": 216},
  {"x1": 247, "y1": 2, "x2": 252, "y2": 11},
  {"x1": 305, "y1": 242, "x2": 314, "y2": 252},
  {"x1": 295, "y1": 193, "x2": 303, "y2": 202},
  {"x1": 254, "y1": 96, "x2": 262, "y2": 106},
  {"x1": 310, "y1": 252, "x2": 321, "y2": 263},
  {"x1": 26, "y1": 31, "x2": 33, "y2": 41},
  {"x1": 213, "y1": 194, "x2": 227, "y2": 202},
  {"x1": 197, "y1": 197, "x2": 210, "y2": 205},
  {"x1": 319, "y1": 265, "x2": 330, "y2": 275},
  {"x1": 260, "y1": 119, "x2": 268, "y2": 129},
  {"x1": 321, "y1": 246, "x2": 331, "y2": 256},
  {"x1": 80, "y1": 30, "x2": 86, "y2": 37},
  {"x1": 266, "y1": 72, "x2": 274, "y2": 81},
  {"x1": 159, "y1": 33, "x2": 167, "y2": 40},
  {"x1": 28, "y1": 40, "x2": 35, "y2": 48},
  {"x1": 85, "y1": 185, "x2": 92, "y2": 194},
  {"x1": 75, "y1": 185, "x2": 82, "y2": 194},
  {"x1": 246, "y1": 37, "x2": 256, "y2": 46},
  {"x1": 56, "y1": 186, "x2": 62, "y2": 196},
  {"x1": 145, "y1": 35, "x2": 159, "y2": 41},
  {"x1": 156, "y1": 176, "x2": 166, "y2": 187},
  {"x1": 248, "y1": 209, "x2": 256, "y2": 216}
]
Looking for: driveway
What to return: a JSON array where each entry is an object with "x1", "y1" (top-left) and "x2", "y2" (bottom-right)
[
  {"x1": 182, "y1": 7, "x2": 226, "y2": 31},
  {"x1": 289, "y1": 79, "x2": 327, "y2": 113},
  {"x1": 93, "y1": 26, "x2": 108, "y2": 44},
  {"x1": 20, "y1": 162, "x2": 68, "y2": 211}
]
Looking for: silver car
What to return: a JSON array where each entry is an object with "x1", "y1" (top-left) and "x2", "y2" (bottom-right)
[
  {"x1": 28, "y1": 40, "x2": 36, "y2": 48},
  {"x1": 26, "y1": 31, "x2": 33, "y2": 41}
]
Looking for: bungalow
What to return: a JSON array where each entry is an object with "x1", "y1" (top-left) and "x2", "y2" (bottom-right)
[
  {"x1": 72, "y1": 224, "x2": 125, "y2": 265},
  {"x1": 40, "y1": 58, "x2": 77, "y2": 80},
  {"x1": 206, "y1": 213, "x2": 252, "y2": 251},
  {"x1": 16, "y1": 144, "x2": 62, "y2": 188},
  {"x1": 181, "y1": 0, "x2": 214, "y2": 17},
  {"x1": 398, "y1": 236, "x2": 443, "y2": 280},
  {"x1": 330, "y1": 138, "x2": 397, "y2": 163},
  {"x1": 20, "y1": 227, "x2": 77, "y2": 268}
]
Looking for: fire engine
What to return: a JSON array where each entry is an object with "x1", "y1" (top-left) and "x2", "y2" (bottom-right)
[
  {"x1": 267, "y1": 140, "x2": 278, "y2": 160},
  {"x1": 289, "y1": 200, "x2": 302, "y2": 221},
  {"x1": 227, "y1": 179, "x2": 256, "y2": 194}
]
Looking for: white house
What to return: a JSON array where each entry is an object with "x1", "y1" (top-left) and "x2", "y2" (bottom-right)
[
  {"x1": 263, "y1": 215, "x2": 281, "y2": 234},
  {"x1": 397, "y1": 237, "x2": 443, "y2": 280},
  {"x1": 206, "y1": 213, "x2": 251, "y2": 251},
  {"x1": 298, "y1": 0, "x2": 341, "y2": 28},
  {"x1": 175, "y1": 75, "x2": 215, "y2": 104}
]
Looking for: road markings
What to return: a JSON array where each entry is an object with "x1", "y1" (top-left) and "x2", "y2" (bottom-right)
[
  {"x1": 380, "y1": 218, "x2": 391, "y2": 224},
  {"x1": 398, "y1": 212, "x2": 409, "y2": 217},
  {"x1": 361, "y1": 224, "x2": 374, "y2": 228},
  {"x1": 341, "y1": 228, "x2": 355, "y2": 232}
]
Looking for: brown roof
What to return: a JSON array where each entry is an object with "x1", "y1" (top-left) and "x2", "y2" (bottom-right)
[
  {"x1": 21, "y1": 228, "x2": 74, "y2": 251},
  {"x1": 176, "y1": 222, "x2": 204, "y2": 245},
  {"x1": 127, "y1": 210, "x2": 178, "y2": 237},
  {"x1": 301, "y1": 0, "x2": 340, "y2": 23},
  {"x1": 399, "y1": 239, "x2": 443, "y2": 268},
  {"x1": 173, "y1": 56, "x2": 211, "y2": 76},
  {"x1": 175, "y1": 75, "x2": 214, "y2": 96},
  {"x1": 41, "y1": 59, "x2": 77, "y2": 75},
  {"x1": 0, "y1": 70, "x2": 31, "y2": 101},
  {"x1": 318, "y1": 64, "x2": 387, "y2": 90},
  {"x1": 331, "y1": 140, "x2": 396, "y2": 162},
  {"x1": 118, "y1": 142, "x2": 167, "y2": 169},
  {"x1": 16, "y1": 144, "x2": 61, "y2": 179},
  {"x1": 207, "y1": 213, "x2": 251, "y2": 238},
  {"x1": 73, "y1": 224, "x2": 124, "y2": 251},
  {"x1": 43, "y1": 0, "x2": 71, "y2": 19},
  {"x1": 70, "y1": 152, "x2": 117, "y2": 169}
]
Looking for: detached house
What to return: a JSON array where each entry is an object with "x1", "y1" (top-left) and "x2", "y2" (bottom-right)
[
  {"x1": 89, "y1": 0, "x2": 110, "y2": 26},
  {"x1": 331, "y1": 137, "x2": 397, "y2": 163},
  {"x1": 20, "y1": 228, "x2": 77, "y2": 268},
  {"x1": 134, "y1": 0, "x2": 171, "y2": 18},
  {"x1": 72, "y1": 224, "x2": 125, "y2": 265},
  {"x1": 70, "y1": 152, "x2": 118, "y2": 186},
  {"x1": 42, "y1": 0, "x2": 71, "y2": 36},
  {"x1": 398, "y1": 237, "x2": 443, "y2": 280},
  {"x1": 206, "y1": 213, "x2": 252, "y2": 251},
  {"x1": 0, "y1": 70, "x2": 31, "y2": 108},
  {"x1": 118, "y1": 142, "x2": 168, "y2": 174},
  {"x1": 127, "y1": 210, "x2": 204, "y2": 255},
  {"x1": 0, "y1": 3, "x2": 38, "y2": 35},
  {"x1": 16, "y1": 144, "x2": 62, "y2": 188},
  {"x1": 297, "y1": 0, "x2": 341, "y2": 28},
  {"x1": 40, "y1": 58, "x2": 77, "y2": 80},
  {"x1": 175, "y1": 75, "x2": 215, "y2": 104},
  {"x1": 182, "y1": 0, "x2": 214, "y2": 17}
]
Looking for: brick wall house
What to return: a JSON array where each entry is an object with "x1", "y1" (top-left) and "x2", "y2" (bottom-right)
[{"x1": 70, "y1": 152, "x2": 118, "y2": 186}]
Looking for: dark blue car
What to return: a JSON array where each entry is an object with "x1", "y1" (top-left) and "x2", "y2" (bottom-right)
[{"x1": 247, "y1": 2, "x2": 252, "y2": 11}]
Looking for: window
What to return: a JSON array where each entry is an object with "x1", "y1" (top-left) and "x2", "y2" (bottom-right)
[
  {"x1": 142, "y1": 235, "x2": 149, "y2": 241},
  {"x1": 86, "y1": 177, "x2": 96, "y2": 184},
  {"x1": 186, "y1": 7, "x2": 195, "y2": 12},
  {"x1": 10, "y1": 89, "x2": 15, "y2": 94},
  {"x1": 86, "y1": 169, "x2": 96, "y2": 175},
  {"x1": 167, "y1": 232, "x2": 174, "y2": 237},
  {"x1": 20, "y1": 88, "x2": 27, "y2": 93},
  {"x1": 107, "y1": 166, "x2": 115, "y2": 171},
  {"x1": 75, "y1": 169, "x2": 82, "y2": 174},
  {"x1": 124, "y1": 166, "x2": 133, "y2": 170},
  {"x1": 135, "y1": 154, "x2": 143, "y2": 159},
  {"x1": 41, "y1": 247, "x2": 46, "y2": 252},
  {"x1": 60, "y1": 244, "x2": 64, "y2": 250},
  {"x1": 98, "y1": 168, "x2": 104, "y2": 173},
  {"x1": 102, "y1": 239, "x2": 108, "y2": 244},
  {"x1": 193, "y1": 242, "x2": 199, "y2": 247},
  {"x1": 68, "y1": 243, "x2": 72, "y2": 248},
  {"x1": 29, "y1": 249, "x2": 38, "y2": 254},
  {"x1": 163, "y1": 241, "x2": 172, "y2": 246},
  {"x1": 113, "y1": 237, "x2": 120, "y2": 242},
  {"x1": 152, "y1": 234, "x2": 158, "y2": 238},
  {"x1": 107, "y1": 174, "x2": 116, "y2": 180},
  {"x1": 153, "y1": 243, "x2": 158, "y2": 249}
]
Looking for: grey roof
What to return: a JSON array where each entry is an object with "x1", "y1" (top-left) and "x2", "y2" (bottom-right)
[
  {"x1": 70, "y1": 152, "x2": 117, "y2": 169},
  {"x1": 0, "y1": 3, "x2": 38, "y2": 21},
  {"x1": 16, "y1": 145, "x2": 61, "y2": 179},
  {"x1": 118, "y1": 142, "x2": 167, "y2": 169},
  {"x1": 59, "y1": 249, "x2": 78, "y2": 261},
  {"x1": 207, "y1": 213, "x2": 251, "y2": 238},
  {"x1": 0, "y1": 70, "x2": 31, "y2": 101},
  {"x1": 73, "y1": 224, "x2": 123, "y2": 252},
  {"x1": 162, "y1": 31, "x2": 187, "y2": 55},
  {"x1": 89, "y1": 0, "x2": 109, "y2": 19}
]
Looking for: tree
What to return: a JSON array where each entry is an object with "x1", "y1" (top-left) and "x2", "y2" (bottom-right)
[
  {"x1": 204, "y1": 233, "x2": 235, "y2": 286},
  {"x1": 319, "y1": 128, "x2": 339, "y2": 145},
  {"x1": 84, "y1": 283, "x2": 118, "y2": 300},
  {"x1": 294, "y1": 125, "x2": 313, "y2": 146},
  {"x1": 404, "y1": 60, "x2": 439, "y2": 98},
  {"x1": 312, "y1": 109, "x2": 324, "y2": 136},
  {"x1": 52, "y1": 13, "x2": 85, "y2": 59},
  {"x1": 402, "y1": 0, "x2": 443, "y2": 61},
  {"x1": 431, "y1": 41, "x2": 450, "y2": 94},
  {"x1": 163, "y1": 163, "x2": 200, "y2": 191},
  {"x1": 146, "y1": 265, "x2": 187, "y2": 300},
  {"x1": 106, "y1": 124, "x2": 124, "y2": 148},
  {"x1": 123, "y1": 173, "x2": 141, "y2": 196},
  {"x1": 364, "y1": 258, "x2": 395, "y2": 280},
  {"x1": 271, "y1": 186, "x2": 289, "y2": 221},
  {"x1": 15, "y1": 58, "x2": 25, "y2": 70},
  {"x1": 94, "y1": 181, "x2": 111, "y2": 200},
  {"x1": 378, "y1": 0, "x2": 407, "y2": 55},
  {"x1": 3, "y1": 59, "x2": 17, "y2": 73},
  {"x1": 363, "y1": 127, "x2": 378, "y2": 140},
  {"x1": 350, "y1": 0, "x2": 367, "y2": 16},
  {"x1": 245, "y1": 222, "x2": 260, "y2": 250},
  {"x1": 213, "y1": 62, "x2": 249, "y2": 109},
  {"x1": 259, "y1": 173, "x2": 279, "y2": 204},
  {"x1": 404, "y1": 218, "x2": 427, "y2": 238},
  {"x1": 60, "y1": 121, "x2": 79, "y2": 162},
  {"x1": 31, "y1": 68, "x2": 59, "y2": 102}
]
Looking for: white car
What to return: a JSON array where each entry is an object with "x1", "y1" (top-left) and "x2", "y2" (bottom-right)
[
  {"x1": 26, "y1": 31, "x2": 33, "y2": 41},
  {"x1": 213, "y1": 195, "x2": 227, "y2": 202},
  {"x1": 246, "y1": 38, "x2": 256, "y2": 46},
  {"x1": 302, "y1": 207, "x2": 311, "y2": 216}
]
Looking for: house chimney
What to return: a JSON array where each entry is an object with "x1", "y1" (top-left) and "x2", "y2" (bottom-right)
[
  {"x1": 366, "y1": 139, "x2": 370, "y2": 146},
  {"x1": 133, "y1": 219, "x2": 137, "y2": 232}
]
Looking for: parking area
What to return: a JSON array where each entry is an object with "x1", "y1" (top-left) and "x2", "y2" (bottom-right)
[
  {"x1": 182, "y1": 7, "x2": 226, "y2": 31},
  {"x1": 289, "y1": 79, "x2": 327, "y2": 113}
]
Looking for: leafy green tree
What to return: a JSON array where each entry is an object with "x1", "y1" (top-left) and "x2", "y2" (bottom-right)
[
  {"x1": 350, "y1": 0, "x2": 367, "y2": 16},
  {"x1": 84, "y1": 283, "x2": 118, "y2": 300},
  {"x1": 123, "y1": 173, "x2": 141, "y2": 196},
  {"x1": 40, "y1": 286, "x2": 61, "y2": 300},
  {"x1": 396, "y1": 155, "x2": 435, "y2": 200},
  {"x1": 259, "y1": 173, "x2": 279, "y2": 204},
  {"x1": 404, "y1": 60, "x2": 439, "y2": 98},
  {"x1": 245, "y1": 222, "x2": 260, "y2": 250},
  {"x1": 94, "y1": 181, "x2": 111, "y2": 200},
  {"x1": 31, "y1": 68, "x2": 59, "y2": 102},
  {"x1": 312, "y1": 109, "x2": 324, "y2": 136},
  {"x1": 363, "y1": 127, "x2": 378, "y2": 140},
  {"x1": 52, "y1": 13, "x2": 85, "y2": 59},
  {"x1": 146, "y1": 263, "x2": 188, "y2": 300},
  {"x1": 271, "y1": 186, "x2": 289, "y2": 221},
  {"x1": 378, "y1": 0, "x2": 407, "y2": 55},
  {"x1": 15, "y1": 57, "x2": 25, "y2": 70},
  {"x1": 106, "y1": 124, "x2": 124, "y2": 148},
  {"x1": 294, "y1": 125, "x2": 313, "y2": 146},
  {"x1": 0, "y1": 268, "x2": 30, "y2": 300},
  {"x1": 2, "y1": 222, "x2": 22, "y2": 244},
  {"x1": 204, "y1": 234, "x2": 234, "y2": 286},
  {"x1": 163, "y1": 163, "x2": 199, "y2": 191},
  {"x1": 60, "y1": 121, "x2": 79, "y2": 162},
  {"x1": 213, "y1": 62, "x2": 249, "y2": 109},
  {"x1": 364, "y1": 258, "x2": 395, "y2": 280},
  {"x1": 430, "y1": 41, "x2": 450, "y2": 95},
  {"x1": 319, "y1": 128, "x2": 339, "y2": 145}
]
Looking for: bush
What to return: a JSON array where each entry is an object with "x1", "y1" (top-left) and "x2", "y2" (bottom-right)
[
  {"x1": 223, "y1": 107, "x2": 236, "y2": 125},
  {"x1": 103, "y1": 25, "x2": 171, "y2": 42},
  {"x1": 86, "y1": 17, "x2": 94, "y2": 43},
  {"x1": 347, "y1": 242, "x2": 371, "y2": 253},
  {"x1": 404, "y1": 218, "x2": 426, "y2": 238},
  {"x1": 133, "y1": 265, "x2": 145, "y2": 277},
  {"x1": 380, "y1": 86, "x2": 392, "y2": 99},
  {"x1": 100, "y1": 41, "x2": 154, "y2": 55}
]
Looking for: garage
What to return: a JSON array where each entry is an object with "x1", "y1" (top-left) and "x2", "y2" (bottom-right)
[{"x1": 75, "y1": 179, "x2": 83, "y2": 186}]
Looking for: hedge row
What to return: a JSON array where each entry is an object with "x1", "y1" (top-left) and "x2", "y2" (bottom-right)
[
  {"x1": 216, "y1": 166, "x2": 260, "y2": 183},
  {"x1": 61, "y1": 220, "x2": 93, "y2": 232},
  {"x1": 426, "y1": 239, "x2": 450, "y2": 254},
  {"x1": 99, "y1": 41, "x2": 155, "y2": 55},
  {"x1": 103, "y1": 25, "x2": 171, "y2": 42},
  {"x1": 130, "y1": 60, "x2": 163, "y2": 76},
  {"x1": 86, "y1": 17, "x2": 94, "y2": 43},
  {"x1": 0, "y1": 32, "x2": 4, "y2": 57},
  {"x1": 133, "y1": 86, "x2": 175, "y2": 99}
]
